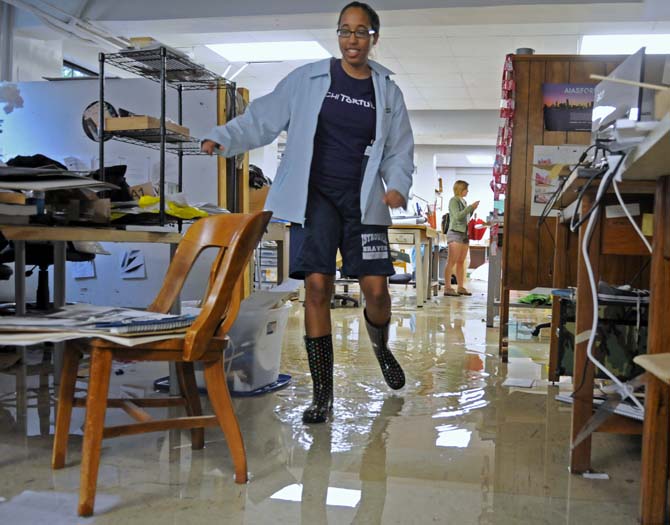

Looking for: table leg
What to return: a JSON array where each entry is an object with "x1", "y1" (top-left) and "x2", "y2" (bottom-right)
[
  {"x1": 53, "y1": 241, "x2": 66, "y2": 307},
  {"x1": 52, "y1": 241, "x2": 67, "y2": 384},
  {"x1": 278, "y1": 229, "x2": 290, "y2": 285},
  {"x1": 570, "y1": 191, "x2": 600, "y2": 474},
  {"x1": 549, "y1": 215, "x2": 569, "y2": 382},
  {"x1": 486, "y1": 244, "x2": 501, "y2": 328},
  {"x1": 640, "y1": 175, "x2": 670, "y2": 524},
  {"x1": 414, "y1": 233, "x2": 425, "y2": 307},
  {"x1": 499, "y1": 286, "x2": 510, "y2": 362},
  {"x1": 14, "y1": 240, "x2": 26, "y2": 316},
  {"x1": 423, "y1": 239, "x2": 431, "y2": 300}
]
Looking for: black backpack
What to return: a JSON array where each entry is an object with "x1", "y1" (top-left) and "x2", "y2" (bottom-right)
[{"x1": 441, "y1": 213, "x2": 450, "y2": 234}]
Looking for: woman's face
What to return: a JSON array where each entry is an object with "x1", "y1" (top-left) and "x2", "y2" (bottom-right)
[
  {"x1": 461, "y1": 187, "x2": 469, "y2": 198},
  {"x1": 338, "y1": 7, "x2": 378, "y2": 69}
]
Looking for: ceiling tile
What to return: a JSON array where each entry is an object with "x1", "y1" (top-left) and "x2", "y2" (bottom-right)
[
  {"x1": 460, "y1": 72, "x2": 500, "y2": 88},
  {"x1": 467, "y1": 85, "x2": 502, "y2": 99},
  {"x1": 418, "y1": 86, "x2": 471, "y2": 100},
  {"x1": 405, "y1": 100, "x2": 431, "y2": 110},
  {"x1": 409, "y1": 73, "x2": 464, "y2": 88},
  {"x1": 448, "y1": 36, "x2": 516, "y2": 57},
  {"x1": 427, "y1": 98, "x2": 474, "y2": 110},
  {"x1": 391, "y1": 75, "x2": 416, "y2": 91},
  {"x1": 454, "y1": 57, "x2": 507, "y2": 73},
  {"x1": 472, "y1": 98, "x2": 501, "y2": 110},
  {"x1": 381, "y1": 37, "x2": 451, "y2": 58},
  {"x1": 401, "y1": 57, "x2": 461, "y2": 75},
  {"x1": 375, "y1": 58, "x2": 406, "y2": 74}
]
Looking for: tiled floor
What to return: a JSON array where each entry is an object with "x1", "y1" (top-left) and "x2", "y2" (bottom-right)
[{"x1": 0, "y1": 282, "x2": 642, "y2": 524}]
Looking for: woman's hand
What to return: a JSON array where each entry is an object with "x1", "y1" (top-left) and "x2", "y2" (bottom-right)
[
  {"x1": 383, "y1": 190, "x2": 406, "y2": 209},
  {"x1": 471, "y1": 200, "x2": 480, "y2": 210},
  {"x1": 201, "y1": 140, "x2": 224, "y2": 155}
]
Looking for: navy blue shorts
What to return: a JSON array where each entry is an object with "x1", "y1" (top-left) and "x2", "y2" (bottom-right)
[{"x1": 289, "y1": 181, "x2": 395, "y2": 280}]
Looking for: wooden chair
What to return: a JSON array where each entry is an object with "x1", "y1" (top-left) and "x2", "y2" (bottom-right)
[{"x1": 51, "y1": 211, "x2": 272, "y2": 517}]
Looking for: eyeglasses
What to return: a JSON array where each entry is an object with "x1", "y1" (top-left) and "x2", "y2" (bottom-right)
[{"x1": 336, "y1": 28, "x2": 376, "y2": 39}]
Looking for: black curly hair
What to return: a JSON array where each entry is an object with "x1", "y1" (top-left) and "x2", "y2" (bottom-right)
[{"x1": 337, "y1": 2, "x2": 380, "y2": 34}]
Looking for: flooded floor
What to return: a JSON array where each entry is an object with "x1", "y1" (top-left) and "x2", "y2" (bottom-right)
[{"x1": 0, "y1": 282, "x2": 642, "y2": 524}]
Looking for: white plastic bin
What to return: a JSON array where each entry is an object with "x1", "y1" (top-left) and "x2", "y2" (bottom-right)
[{"x1": 223, "y1": 302, "x2": 292, "y2": 392}]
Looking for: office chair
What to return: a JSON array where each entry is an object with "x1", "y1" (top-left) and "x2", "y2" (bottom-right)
[{"x1": 0, "y1": 242, "x2": 95, "y2": 310}]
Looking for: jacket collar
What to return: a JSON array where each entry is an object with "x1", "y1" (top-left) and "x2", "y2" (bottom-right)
[{"x1": 308, "y1": 58, "x2": 394, "y2": 78}]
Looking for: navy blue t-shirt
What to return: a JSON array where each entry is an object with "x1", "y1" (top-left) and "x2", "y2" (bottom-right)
[{"x1": 310, "y1": 59, "x2": 376, "y2": 186}]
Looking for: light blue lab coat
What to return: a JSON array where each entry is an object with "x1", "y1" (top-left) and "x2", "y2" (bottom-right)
[{"x1": 203, "y1": 58, "x2": 414, "y2": 225}]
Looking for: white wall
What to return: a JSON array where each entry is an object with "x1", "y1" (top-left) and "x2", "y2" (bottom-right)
[
  {"x1": 249, "y1": 138, "x2": 279, "y2": 181},
  {"x1": 0, "y1": 78, "x2": 220, "y2": 307},
  {"x1": 410, "y1": 144, "x2": 495, "y2": 221}
]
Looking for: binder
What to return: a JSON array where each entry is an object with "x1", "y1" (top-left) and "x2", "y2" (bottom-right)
[{"x1": 94, "y1": 314, "x2": 196, "y2": 335}]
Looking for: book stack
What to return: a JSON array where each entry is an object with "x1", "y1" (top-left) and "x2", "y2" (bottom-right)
[{"x1": 0, "y1": 191, "x2": 36, "y2": 224}]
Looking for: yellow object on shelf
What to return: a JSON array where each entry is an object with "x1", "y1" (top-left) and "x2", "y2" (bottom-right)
[{"x1": 138, "y1": 196, "x2": 208, "y2": 220}]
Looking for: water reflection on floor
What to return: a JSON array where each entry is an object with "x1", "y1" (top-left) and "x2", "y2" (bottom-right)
[{"x1": 0, "y1": 282, "x2": 642, "y2": 524}]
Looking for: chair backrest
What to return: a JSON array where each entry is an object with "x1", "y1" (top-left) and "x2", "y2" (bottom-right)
[{"x1": 148, "y1": 211, "x2": 272, "y2": 361}]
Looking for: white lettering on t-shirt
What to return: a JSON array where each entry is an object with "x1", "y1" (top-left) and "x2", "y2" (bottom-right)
[{"x1": 326, "y1": 91, "x2": 375, "y2": 109}]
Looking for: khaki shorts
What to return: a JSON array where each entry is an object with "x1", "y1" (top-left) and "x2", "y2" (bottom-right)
[{"x1": 446, "y1": 230, "x2": 469, "y2": 245}]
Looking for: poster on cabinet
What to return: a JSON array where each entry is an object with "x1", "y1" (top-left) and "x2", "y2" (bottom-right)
[
  {"x1": 531, "y1": 144, "x2": 584, "y2": 217},
  {"x1": 542, "y1": 83, "x2": 595, "y2": 132}
]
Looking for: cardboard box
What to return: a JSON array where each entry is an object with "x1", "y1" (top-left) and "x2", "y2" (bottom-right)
[
  {"x1": 655, "y1": 89, "x2": 670, "y2": 120},
  {"x1": 249, "y1": 186, "x2": 270, "y2": 212},
  {"x1": 105, "y1": 116, "x2": 190, "y2": 139}
]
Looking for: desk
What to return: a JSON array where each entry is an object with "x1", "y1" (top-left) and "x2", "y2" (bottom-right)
[
  {"x1": 550, "y1": 114, "x2": 670, "y2": 524},
  {"x1": 620, "y1": 115, "x2": 670, "y2": 525},
  {"x1": 388, "y1": 224, "x2": 438, "y2": 308},
  {"x1": 0, "y1": 225, "x2": 182, "y2": 381}
]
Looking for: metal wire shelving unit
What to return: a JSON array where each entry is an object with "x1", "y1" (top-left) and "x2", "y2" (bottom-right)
[{"x1": 98, "y1": 47, "x2": 237, "y2": 225}]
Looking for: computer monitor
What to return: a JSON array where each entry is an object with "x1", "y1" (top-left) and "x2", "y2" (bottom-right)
[{"x1": 591, "y1": 47, "x2": 646, "y2": 135}]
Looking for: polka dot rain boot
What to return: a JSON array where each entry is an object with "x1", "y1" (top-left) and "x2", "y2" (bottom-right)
[
  {"x1": 302, "y1": 334, "x2": 334, "y2": 424},
  {"x1": 364, "y1": 310, "x2": 405, "y2": 390}
]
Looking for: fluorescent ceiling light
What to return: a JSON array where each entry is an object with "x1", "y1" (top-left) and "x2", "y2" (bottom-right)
[
  {"x1": 206, "y1": 41, "x2": 330, "y2": 62},
  {"x1": 580, "y1": 34, "x2": 670, "y2": 55},
  {"x1": 466, "y1": 155, "x2": 495, "y2": 166}
]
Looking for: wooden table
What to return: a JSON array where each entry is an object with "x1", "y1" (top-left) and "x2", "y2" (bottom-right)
[
  {"x1": 388, "y1": 224, "x2": 438, "y2": 308},
  {"x1": 618, "y1": 115, "x2": 670, "y2": 525},
  {"x1": 0, "y1": 225, "x2": 182, "y2": 382}
]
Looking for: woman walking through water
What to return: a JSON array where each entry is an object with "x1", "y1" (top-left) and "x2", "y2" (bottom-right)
[
  {"x1": 443, "y1": 180, "x2": 479, "y2": 297},
  {"x1": 202, "y1": 2, "x2": 415, "y2": 423}
]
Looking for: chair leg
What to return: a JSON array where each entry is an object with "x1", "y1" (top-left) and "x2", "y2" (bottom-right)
[
  {"x1": 203, "y1": 357, "x2": 247, "y2": 484},
  {"x1": 78, "y1": 348, "x2": 112, "y2": 517},
  {"x1": 176, "y1": 362, "x2": 205, "y2": 450},
  {"x1": 52, "y1": 346, "x2": 80, "y2": 469}
]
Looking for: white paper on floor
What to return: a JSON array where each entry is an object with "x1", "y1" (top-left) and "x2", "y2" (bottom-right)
[{"x1": 582, "y1": 472, "x2": 610, "y2": 480}]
